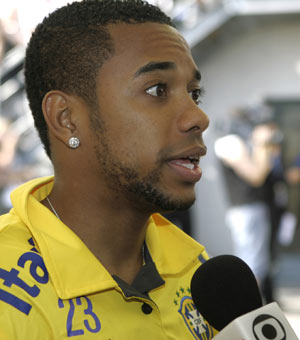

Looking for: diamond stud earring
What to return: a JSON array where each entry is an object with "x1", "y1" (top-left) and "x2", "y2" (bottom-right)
[{"x1": 68, "y1": 137, "x2": 80, "y2": 149}]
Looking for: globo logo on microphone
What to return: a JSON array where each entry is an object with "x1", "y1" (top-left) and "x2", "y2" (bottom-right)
[{"x1": 253, "y1": 314, "x2": 286, "y2": 340}]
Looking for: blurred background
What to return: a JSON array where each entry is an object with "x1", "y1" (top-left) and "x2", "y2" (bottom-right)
[{"x1": 1, "y1": 0, "x2": 299, "y2": 334}]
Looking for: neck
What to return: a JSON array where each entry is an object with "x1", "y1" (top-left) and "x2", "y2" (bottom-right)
[{"x1": 44, "y1": 175, "x2": 151, "y2": 284}]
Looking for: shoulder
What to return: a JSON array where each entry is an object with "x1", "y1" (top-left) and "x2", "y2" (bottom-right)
[
  {"x1": 151, "y1": 213, "x2": 205, "y2": 252},
  {"x1": 0, "y1": 212, "x2": 39, "y2": 272},
  {"x1": 0, "y1": 213, "x2": 56, "y2": 338},
  {"x1": 149, "y1": 214, "x2": 209, "y2": 275},
  {"x1": 0, "y1": 211, "x2": 48, "y2": 306}
]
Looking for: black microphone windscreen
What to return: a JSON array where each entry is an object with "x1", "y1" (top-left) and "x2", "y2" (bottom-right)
[{"x1": 191, "y1": 255, "x2": 263, "y2": 331}]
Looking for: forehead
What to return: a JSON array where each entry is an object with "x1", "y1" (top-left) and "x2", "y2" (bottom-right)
[
  {"x1": 102, "y1": 22, "x2": 197, "y2": 78},
  {"x1": 110, "y1": 22, "x2": 190, "y2": 56}
]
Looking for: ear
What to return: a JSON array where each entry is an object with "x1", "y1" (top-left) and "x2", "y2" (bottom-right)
[{"x1": 42, "y1": 91, "x2": 77, "y2": 146}]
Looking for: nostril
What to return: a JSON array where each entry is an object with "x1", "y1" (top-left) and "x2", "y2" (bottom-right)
[{"x1": 187, "y1": 125, "x2": 201, "y2": 133}]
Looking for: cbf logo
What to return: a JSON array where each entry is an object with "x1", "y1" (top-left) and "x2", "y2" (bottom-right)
[{"x1": 175, "y1": 288, "x2": 214, "y2": 340}]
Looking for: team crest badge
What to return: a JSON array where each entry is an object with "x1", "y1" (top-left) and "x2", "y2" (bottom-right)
[{"x1": 177, "y1": 293, "x2": 214, "y2": 340}]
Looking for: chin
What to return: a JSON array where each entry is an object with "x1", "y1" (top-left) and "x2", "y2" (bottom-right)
[
  {"x1": 147, "y1": 192, "x2": 196, "y2": 213},
  {"x1": 124, "y1": 174, "x2": 197, "y2": 212}
]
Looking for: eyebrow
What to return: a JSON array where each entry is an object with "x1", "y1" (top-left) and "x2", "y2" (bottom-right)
[
  {"x1": 134, "y1": 61, "x2": 176, "y2": 78},
  {"x1": 134, "y1": 61, "x2": 202, "y2": 82},
  {"x1": 194, "y1": 69, "x2": 201, "y2": 81}
]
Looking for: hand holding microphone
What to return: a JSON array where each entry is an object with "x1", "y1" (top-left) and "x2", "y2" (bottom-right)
[{"x1": 191, "y1": 255, "x2": 299, "y2": 340}]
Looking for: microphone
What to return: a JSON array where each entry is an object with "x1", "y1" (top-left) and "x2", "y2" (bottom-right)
[{"x1": 191, "y1": 255, "x2": 299, "y2": 339}]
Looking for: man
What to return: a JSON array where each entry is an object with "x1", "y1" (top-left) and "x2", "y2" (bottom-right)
[{"x1": 0, "y1": 1, "x2": 215, "y2": 338}]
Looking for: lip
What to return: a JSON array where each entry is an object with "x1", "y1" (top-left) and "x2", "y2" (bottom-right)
[
  {"x1": 168, "y1": 145, "x2": 207, "y2": 160},
  {"x1": 167, "y1": 145, "x2": 207, "y2": 183}
]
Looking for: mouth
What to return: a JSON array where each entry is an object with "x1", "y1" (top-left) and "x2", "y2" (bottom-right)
[
  {"x1": 171, "y1": 155, "x2": 200, "y2": 170},
  {"x1": 167, "y1": 147, "x2": 206, "y2": 183}
]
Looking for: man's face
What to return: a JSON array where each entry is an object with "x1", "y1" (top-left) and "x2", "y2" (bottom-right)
[{"x1": 87, "y1": 23, "x2": 209, "y2": 213}]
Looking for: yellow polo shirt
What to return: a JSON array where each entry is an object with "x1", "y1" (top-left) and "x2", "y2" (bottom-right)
[{"x1": 0, "y1": 177, "x2": 217, "y2": 339}]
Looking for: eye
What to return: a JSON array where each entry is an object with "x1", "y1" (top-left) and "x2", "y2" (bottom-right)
[
  {"x1": 189, "y1": 87, "x2": 205, "y2": 105},
  {"x1": 145, "y1": 83, "x2": 167, "y2": 97}
]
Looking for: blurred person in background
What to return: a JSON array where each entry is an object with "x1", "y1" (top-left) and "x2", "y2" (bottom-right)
[
  {"x1": 215, "y1": 105, "x2": 286, "y2": 303},
  {"x1": 286, "y1": 151, "x2": 300, "y2": 185},
  {"x1": 278, "y1": 149, "x2": 300, "y2": 247}
]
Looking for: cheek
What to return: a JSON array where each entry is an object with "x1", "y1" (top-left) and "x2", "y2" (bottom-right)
[
  {"x1": 122, "y1": 126, "x2": 160, "y2": 167},
  {"x1": 108, "y1": 112, "x2": 165, "y2": 167},
  {"x1": 101, "y1": 95, "x2": 175, "y2": 165}
]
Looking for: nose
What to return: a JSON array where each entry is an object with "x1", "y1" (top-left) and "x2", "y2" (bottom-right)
[{"x1": 177, "y1": 102, "x2": 210, "y2": 134}]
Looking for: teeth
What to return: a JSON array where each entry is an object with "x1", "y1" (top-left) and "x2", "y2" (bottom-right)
[
  {"x1": 181, "y1": 163, "x2": 195, "y2": 170},
  {"x1": 174, "y1": 162, "x2": 195, "y2": 170}
]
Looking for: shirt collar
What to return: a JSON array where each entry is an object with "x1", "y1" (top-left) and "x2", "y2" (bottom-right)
[{"x1": 11, "y1": 177, "x2": 204, "y2": 300}]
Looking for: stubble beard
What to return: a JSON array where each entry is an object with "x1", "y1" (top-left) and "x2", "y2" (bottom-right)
[{"x1": 91, "y1": 116, "x2": 195, "y2": 213}]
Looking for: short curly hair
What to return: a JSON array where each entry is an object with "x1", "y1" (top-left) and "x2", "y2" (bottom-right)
[{"x1": 24, "y1": 0, "x2": 174, "y2": 158}]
